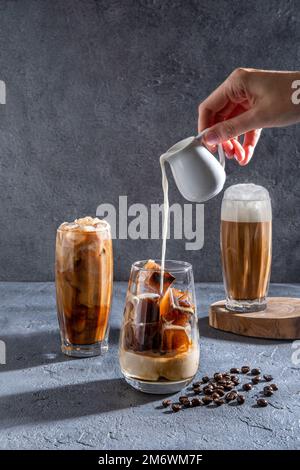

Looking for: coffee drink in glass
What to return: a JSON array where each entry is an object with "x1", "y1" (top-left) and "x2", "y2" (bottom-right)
[
  {"x1": 119, "y1": 259, "x2": 199, "y2": 394},
  {"x1": 55, "y1": 216, "x2": 113, "y2": 356},
  {"x1": 221, "y1": 184, "x2": 272, "y2": 312}
]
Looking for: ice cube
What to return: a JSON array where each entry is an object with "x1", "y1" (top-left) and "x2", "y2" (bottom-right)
[
  {"x1": 136, "y1": 260, "x2": 175, "y2": 295},
  {"x1": 134, "y1": 293, "x2": 160, "y2": 324},
  {"x1": 161, "y1": 324, "x2": 191, "y2": 354},
  {"x1": 160, "y1": 288, "x2": 194, "y2": 326},
  {"x1": 123, "y1": 293, "x2": 138, "y2": 322},
  {"x1": 123, "y1": 321, "x2": 160, "y2": 352}
]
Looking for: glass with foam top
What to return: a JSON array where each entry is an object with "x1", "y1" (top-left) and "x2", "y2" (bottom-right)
[
  {"x1": 55, "y1": 216, "x2": 113, "y2": 357},
  {"x1": 220, "y1": 184, "x2": 272, "y2": 312}
]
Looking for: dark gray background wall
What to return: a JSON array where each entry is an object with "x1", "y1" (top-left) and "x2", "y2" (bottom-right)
[{"x1": 0, "y1": 0, "x2": 299, "y2": 282}]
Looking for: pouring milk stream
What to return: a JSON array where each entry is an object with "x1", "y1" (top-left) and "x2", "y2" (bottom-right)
[{"x1": 159, "y1": 132, "x2": 226, "y2": 293}]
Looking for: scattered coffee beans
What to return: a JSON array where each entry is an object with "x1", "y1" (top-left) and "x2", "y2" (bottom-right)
[
  {"x1": 257, "y1": 398, "x2": 268, "y2": 407},
  {"x1": 159, "y1": 366, "x2": 278, "y2": 414},
  {"x1": 243, "y1": 383, "x2": 253, "y2": 391}
]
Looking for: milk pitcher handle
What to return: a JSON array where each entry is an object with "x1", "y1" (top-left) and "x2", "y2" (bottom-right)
[{"x1": 196, "y1": 130, "x2": 226, "y2": 169}]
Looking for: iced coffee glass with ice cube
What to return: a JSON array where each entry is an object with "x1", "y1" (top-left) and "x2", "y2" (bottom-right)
[
  {"x1": 55, "y1": 216, "x2": 113, "y2": 357},
  {"x1": 119, "y1": 260, "x2": 199, "y2": 394}
]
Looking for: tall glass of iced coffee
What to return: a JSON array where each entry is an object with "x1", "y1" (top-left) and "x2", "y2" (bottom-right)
[
  {"x1": 55, "y1": 216, "x2": 113, "y2": 357},
  {"x1": 119, "y1": 260, "x2": 200, "y2": 394},
  {"x1": 221, "y1": 184, "x2": 272, "y2": 312}
]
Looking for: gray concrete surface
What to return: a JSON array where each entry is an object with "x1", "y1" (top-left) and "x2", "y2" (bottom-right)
[
  {"x1": 0, "y1": 0, "x2": 300, "y2": 282},
  {"x1": 0, "y1": 281, "x2": 299, "y2": 450}
]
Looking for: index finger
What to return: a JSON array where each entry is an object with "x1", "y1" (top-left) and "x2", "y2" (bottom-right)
[{"x1": 198, "y1": 82, "x2": 230, "y2": 133}]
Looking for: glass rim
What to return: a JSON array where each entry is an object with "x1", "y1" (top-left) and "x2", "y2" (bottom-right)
[{"x1": 132, "y1": 259, "x2": 193, "y2": 273}]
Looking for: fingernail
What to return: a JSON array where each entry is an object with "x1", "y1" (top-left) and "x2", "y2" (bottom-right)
[{"x1": 205, "y1": 131, "x2": 219, "y2": 145}]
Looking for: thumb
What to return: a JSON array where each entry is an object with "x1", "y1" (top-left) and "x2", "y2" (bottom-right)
[{"x1": 203, "y1": 109, "x2": 258, "y2": 145}]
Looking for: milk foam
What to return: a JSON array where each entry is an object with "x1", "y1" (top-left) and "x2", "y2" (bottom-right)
[
  {"x1": 221, "y1": 184, "x2": 272, "y2": 223},
  {"x1": 58, "y1": 216, "x2": 110, "y2": 232}
]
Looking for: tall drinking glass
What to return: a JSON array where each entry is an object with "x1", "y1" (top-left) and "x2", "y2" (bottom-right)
[
  {"x1": 55, "y1": 217, "x2": 113, "y2": 357},
  {"x1": 221, "y1": 184, "x2": 272, "y2": 312},
  {"x1": 119, "y1": 260, "x2": 200, "y2": 394}
]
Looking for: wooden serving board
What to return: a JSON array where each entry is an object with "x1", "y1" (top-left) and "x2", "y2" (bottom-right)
[{"x1": 209, "y1": 297, "x2": 300, "y2": 339}]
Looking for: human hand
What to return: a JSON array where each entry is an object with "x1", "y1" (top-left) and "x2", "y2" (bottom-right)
[{"x1": 198, "y1": 68, "x2": 300, "y2": 165}]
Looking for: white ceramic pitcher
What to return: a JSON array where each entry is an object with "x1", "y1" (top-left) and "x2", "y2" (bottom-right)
[{"x1": 160, "y1": 130, "x2": 226, "y2": 203}]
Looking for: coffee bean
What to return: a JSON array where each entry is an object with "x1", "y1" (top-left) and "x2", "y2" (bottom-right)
[
  {"x1": 263, "y1": 386, "x2": 273, "y2": 397},
  {"x1": 243, "y1": 383, "x2": 253, "y2": 391},
  {"x1": 215, "y1": 398, "x2": 225, "y2": 406},
  {"x1": 251, "y1": 368, "x2": 261, "y2": 376},
  {"x1": 172, "y1": 403, "x2": 182, "y2": 412},
  {"x1": 193, "y1": 386, "x2": 201, "y2": 395},
  {"x1": 230, "y1": 367, "x2": 240, "y2": 374},
  {"x1": 263, "y1": 374, "x2": 273, "y2": 382},
  {"x1": 216, "y1": 384, "x2": 224, "y2": 390},
  {"x1": 202, "y1": 376, "x2": 210, "y2": 383},
  {"x1": 237, "y1": 394, "x2": 245, "y2": 405},
  {"x1": 257, "y1": 398, "x2": 268, "y2": 407},
  {"x1": 202, "y1": 396, "x2": 213, "y2": 405},
  {"x1": 179, "y1": 396, "x2": 189, "y2": 405},
  {"x1": 162, "y1": 399, "x2": 172, "y2": 408},
  {"x1": 214, "y1": 372, "x2": 223, "y2": 382},
  {"x1": 223, "y1": 373, "x2": 231, "y2": 380},
  {"x1": 241, "y1": 366, "x2": 250, "y2": 374},
  {"x1": 217, "y1": 380, "x2": 227, "y2": 387},
  {"x1": 183, "y1": 400, "x2": 192, "y2": 408},
  {"x1": 224, "y1": 383, "x2": 234, "y2": 391},
  {"x1": 212, "y1": 392, "x2": 220, "y2": 400},
  {"x1": 232, "y1": 377, "x2": 240, "y2": 385},
  {"x1": 203, "y1": 385, "x2": 214, "y2": 395},
  {"x1": 270, "y1": 383, "x2": 278, "y2": 391},
  {"x1": 225, "y1": 391, "x2": 236, "y2": 402},
  {"x1": 191, "y1": 397, "x2": 202, "y2": 407},
  {"x1": 192, "y1": 381, "x2": 201, "y2": 388},
  {"x1": 252, "y1": 376, "x2": 261, "y2": 385},
  {"x1": 215, "y1": 388, "x2": 225, "y2": 397}
]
